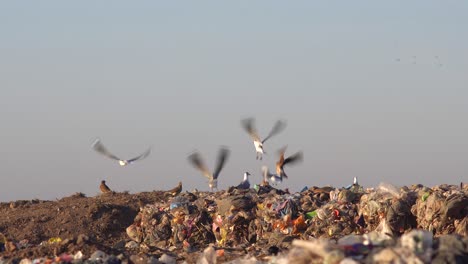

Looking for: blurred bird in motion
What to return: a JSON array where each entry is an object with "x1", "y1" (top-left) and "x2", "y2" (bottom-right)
[
  {"x1": 262, "y1": 165, "x2": 283, "y2": 186},
  {"x1": 188, "y1": 147, "x2": 230, "y2": 191},
  {"x1": 276, "y1": 146, "x2": 303, "y2": 178},
  {"x1": 92, "y1": 138, "x2": 151, "y2": 166},
  {"x1": 165, "y1": 181, "x2": 183, "y2": 197},
  {"x1": 241, "y1": 118, "x2": 286, "y2": 160},
  {"x1": 100, "y1": 180, "x2": 112, "y2": 194}
]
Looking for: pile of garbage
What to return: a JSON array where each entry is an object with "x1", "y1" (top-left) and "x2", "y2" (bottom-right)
[
  {"x1": 1, "y1": 182, "x2": 467, "y2": 263},
  {"x1": 123, "y1": 182, "x2": 467, "y2": 263}
]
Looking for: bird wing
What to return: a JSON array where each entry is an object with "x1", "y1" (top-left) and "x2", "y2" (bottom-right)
[
  {"x1": 261, "y1": 166, "x2": 270, "y2": 178},
  {"x1": 262, "y1": 120, "x2": 286, "y2": 143},
  {"x1": 92, "y1": 138, "x2": 121, "y2": 161},
  {"x1": 188, "y1": 151, "x2": 212, "y2": 179},
  {"x1": 283, "y1": 151, "x2": 303, "y2": 166},
  {"x1": 241, "y1": 118, "x2": 261, "y2": 141},
  {"x1": 127, "y1": 147, "x2": 152, "y2": 163},
  {"x1": 212, "y1": 147, "x2": 230, "y2": 179}
]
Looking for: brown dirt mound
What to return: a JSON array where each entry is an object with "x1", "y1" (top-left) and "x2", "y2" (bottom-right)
[{"x1": 0, "y1": 191, "x2": 166, "y2": 260}]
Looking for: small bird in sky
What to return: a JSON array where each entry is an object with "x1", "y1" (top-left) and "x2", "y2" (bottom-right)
[
  {"x1": 262, "y1": 165, "x2": 283, "y2": 185},
  {"x1": 100, "y1": 180, "x2": 112, "y2": 194},
  {"x1": 92, "y1": 138, "x2": 151, "y2": 166},
  {"x1": 276, "y1": 146, "x2": 303, "y2": 178},
  {"x1": 165, "y1": 181, "x2": 183, "y2": 197},
  {"x1": 188, "y1": 147, "x2": 230, "y2": 191},
  {"x1": 241, "y1": 118, "x2": 286, "y2": 160},
  {"x1": 235, "y1": 172, "x2": 251, "y2": 190}
]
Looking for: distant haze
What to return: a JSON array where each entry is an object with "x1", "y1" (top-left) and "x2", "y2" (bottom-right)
[{"x1": 1, "y1": 1, "x2": 467, "y2": 201}]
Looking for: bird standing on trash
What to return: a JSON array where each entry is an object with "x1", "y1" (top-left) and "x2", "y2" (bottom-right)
[
  {"x1": 188, "y1": 147, "x2": 230, "y2": 191},
  {"x1": 241, "y1": 118, "x2": 286, "y2": 160},
  {"x1": 166, "y1": 181, "x2": 183, "y2": 197},
  {"x1": 92, "y1": 138, "x2": 151, "y2": 166},
  {"x1": 276, "y1": 146, "x2": 303, "y2": 178},
  {"x1": 236, "y1": 172, "x2": 251, "y2": 190},
  {"x1": 100, "y1": 180, "x2": 112, "y2": 194}
]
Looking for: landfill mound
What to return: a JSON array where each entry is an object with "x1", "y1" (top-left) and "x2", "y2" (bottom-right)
[{"x1": 1, "y1": 183, "x2": 467, "y2": 263}]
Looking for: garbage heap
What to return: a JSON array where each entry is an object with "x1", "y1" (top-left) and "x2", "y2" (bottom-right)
[{"x1": 125, "y1": 182, "x2": 467, "y2": 262}]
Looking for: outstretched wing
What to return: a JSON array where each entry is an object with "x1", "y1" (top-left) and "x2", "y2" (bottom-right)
[
  {"x1": 283, "y1": 151, "x2": 303, "y2": 166},
  {"x1": 92, "y1": 138, "x2": 121, "y2": 161},
  {"x1": 188, "y1": 151, "x2": 212, "y2": 179},
  {"x1": 261, "y1": 165, "x2": 270, "y2": 178},
  {"x1": 276, "y1": 146, "x2": 288, "y2": 165},
  {"x1": 241, "y1": 118, "x2": 260, "y2": 141},
  {"x1": 213, "y1": 147, "x2": 230, "y2": 179},
  {"x1": 127, "y1": 147, "x2": 152, "y2": 163},
  {"x1": 262, "y1": 120, "x2": 286, "y2": 143}
]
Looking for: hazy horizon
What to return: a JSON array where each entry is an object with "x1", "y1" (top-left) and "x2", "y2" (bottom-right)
[{"x1": 1, "y1": 1, "x2": 467, "y2": 202}]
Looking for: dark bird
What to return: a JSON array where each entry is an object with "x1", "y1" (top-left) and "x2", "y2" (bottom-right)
[
  {"x1": 275, "y1": 146, "x2": 303, "y2": 178},
  {"x1": 100, "y1": 180, "x2": 112, "y2": 194},
  {"x1": 188, "y1": 147, "x2": 230, "y2": 191},
  {"x1": 241, "y1": 118, "x2": 286, "y2": 160},
  {"x1": 235, "y1": 172, "x2": 251, "y2": 190},
  {"x1": 92, "y1": 138, "x2": 151, "y2": 166},
  {"x1": 166, "y1": 181, "x2": 183, "y2": 197}
]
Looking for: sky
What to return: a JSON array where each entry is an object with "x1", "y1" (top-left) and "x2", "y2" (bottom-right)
[{"x1": 1, "y1": 1, "x2": 467, "y2": 202}]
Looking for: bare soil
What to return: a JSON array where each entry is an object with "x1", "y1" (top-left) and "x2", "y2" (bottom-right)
[{"x1": 0, "y1": 191, "x2": 176, "y2": 261}]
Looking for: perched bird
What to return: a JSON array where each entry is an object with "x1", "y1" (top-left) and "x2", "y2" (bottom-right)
[
  {"x1": 262, "y1": 166, "x2": 283, "y2": 185},
  {"x1": 241, "y1": 118, "x2": 286, "y2": 160},
  {"x1": 100, "y1": 180, "x2": 112, "y2": 194},
  {"x1": 276, "y1": 146, "x2": 303, "y2": 178},
  {"x1": 92, "y1": 138, "x2": 151, "y2": 166},
  {"x1": 166, "y1": 181, "x2": 183, "y2": 197},
  {"x1": 235, "y1": 172, "x2": 251, "y2": 190},
  {"x1": 188, "y1": 147, "x2": 230, "y2": 191}
]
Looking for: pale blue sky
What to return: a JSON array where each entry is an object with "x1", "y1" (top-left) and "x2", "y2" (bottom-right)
[{"x1": 1, "y1": 1, "x2": 467, "y2": 201}]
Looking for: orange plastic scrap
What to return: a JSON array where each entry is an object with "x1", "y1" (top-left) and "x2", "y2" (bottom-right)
[
  {"x1": 273, "y1": 215, "x2": 295, "y2": 234},
  {"x1": 216, "y1": 249, "x2": 225, "y2": 257},
  {"x1": 292, "y1": 215, "x2": 307, "y2": 234}
]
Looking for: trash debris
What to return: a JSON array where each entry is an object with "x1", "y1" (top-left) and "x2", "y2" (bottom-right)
[{"x1": 0, "y1": 183, "x2": 466, "y2": 263}]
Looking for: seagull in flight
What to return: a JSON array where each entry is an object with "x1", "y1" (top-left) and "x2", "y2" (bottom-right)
[
  {"x1": 235, "y1": 172, "x2": 251, "y2": 190},
  {"x1": 276, "y1": 146, "x2": 303, "y2": 178},
  {"x1": 188, "y1": 147, "x2": 230, "y2": 191},
  {"x1": 92, "y1": 138, "x2": 151, "y2": 166},
  {"x1": 262, "y1": 165, "x2": 283, "y2": 186},
  {"x1": 241, "y1": 118, "x2": 286, "y2": 160}
]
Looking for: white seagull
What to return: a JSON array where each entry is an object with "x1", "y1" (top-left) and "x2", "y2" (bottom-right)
[
  {"x1": 262, "y1": 166, "x2": 283, "y2": 185},
  {"x1": 92, "y1": 138, "x2": 151, "y2": 166},
  {"x1": 235, "y1": 172, "x2": 251, "y2": 190},
  {"x1": 241, "y1": 118, "x2": 286, "y2": 160},
  {"x1": 188, "y1": 147, "x2": 230, "y2": 191}
]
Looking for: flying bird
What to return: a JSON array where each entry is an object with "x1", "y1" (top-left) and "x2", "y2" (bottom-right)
[
  {"x1": 165, "y1": 181, "x2": 183, "y2": 197},
  {"x1": 262, "y1": 166, "x2": 283, "y2": 185},
  {"x1": 241, "y1": 118, "x2": 286, "y2": 160},
  {"x1": 235, "y1": 172, "x2": 251, "y2": 190},
  {"x1": 100, "y1": 180, "x2": 112, "y2": 194},
  {"x1": 276, "y1": 146, "x2": 303, "y2": 178},
  {"x1": 92, "y1": 138, "x2": 151, "y2": 166},
  {"x1": 188, "y1": 147, "x2": 230, "y2": 191}
]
